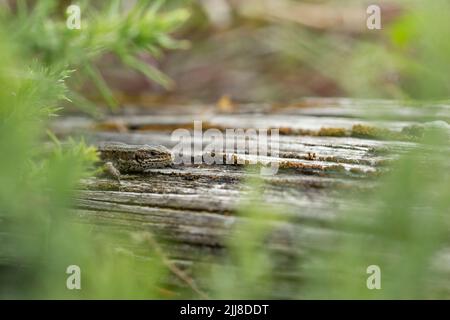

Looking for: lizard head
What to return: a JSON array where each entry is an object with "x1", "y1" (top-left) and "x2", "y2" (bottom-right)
[{"x1": 134, "y1": 145, "x2": 173, "y2": 166}]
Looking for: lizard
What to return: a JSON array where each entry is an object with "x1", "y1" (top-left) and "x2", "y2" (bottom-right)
[{"x1": 97, "y1": 142, "x2": 173, "y2": 182}]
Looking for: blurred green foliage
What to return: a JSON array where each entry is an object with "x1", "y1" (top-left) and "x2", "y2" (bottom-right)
[
  {"x1": 0, "y1": 1, "x2": 189, "y2": 298},
  {"x1": 0, "y1": 26, "x2": 173, "y2": 299},
  {"x1": 205, "y1": 177, "x2": 288, "y2": 299},
  {"x1": 1, "y1": 0, "x2": 450, "y2": 300},
  {"x1": 301, "y1": 131, "x2": 450, "y2": 299},
  {"x1": 0, "y1": 0, "x2": 189, "y2": 110},
  {"x1": 339, "y1": 0, "x2": 450, "y2": 100},
  {"x1": 175, "y1": 0, "x2": 448, "y2": 102},
  {"x1": 277, "y1": 0, "x2": 450, "y2": 100}
]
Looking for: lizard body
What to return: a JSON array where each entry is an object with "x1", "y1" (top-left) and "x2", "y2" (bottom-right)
[{"x1": 97, "y1": 142, "x2": 172, "y2": 181}]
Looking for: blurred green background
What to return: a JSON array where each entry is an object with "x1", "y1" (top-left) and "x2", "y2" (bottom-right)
[{"x1": 0, "y1": 0, "x2": 449, "y2": 299}]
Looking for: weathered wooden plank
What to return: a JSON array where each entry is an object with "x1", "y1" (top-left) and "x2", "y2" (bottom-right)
[
  {"x1": 45, "y1": 100, "x2": 450, "y2": 286},
  {"x1": 85, "y1": 130, "x2": 415, "y2": 152},
  {"x1": 51, "y1": 111, "x2": 427, "y2": 142},
  {"x1": 76, "y1": 188, "x2": 345, "y2": 223},
  {"x1": 80, "y1": 168, "x2": 369, "y2": 199},
  {"x1": 72, "y1": 205, "x2": 342, "y2": 253},
  {"x1": 83, "y1": 132, "x2": 403, "y2": 176},
  {"x1": 104, "y1": 98, "x2": 450, "y2": 121},
  {"x1": 280, "y1": 98, "x2": 450, "y2": 122}
]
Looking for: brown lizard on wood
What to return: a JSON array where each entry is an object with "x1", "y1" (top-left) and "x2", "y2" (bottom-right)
[{"x1": 97, "y1": 142, "x2": 173, "y2": 182}]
